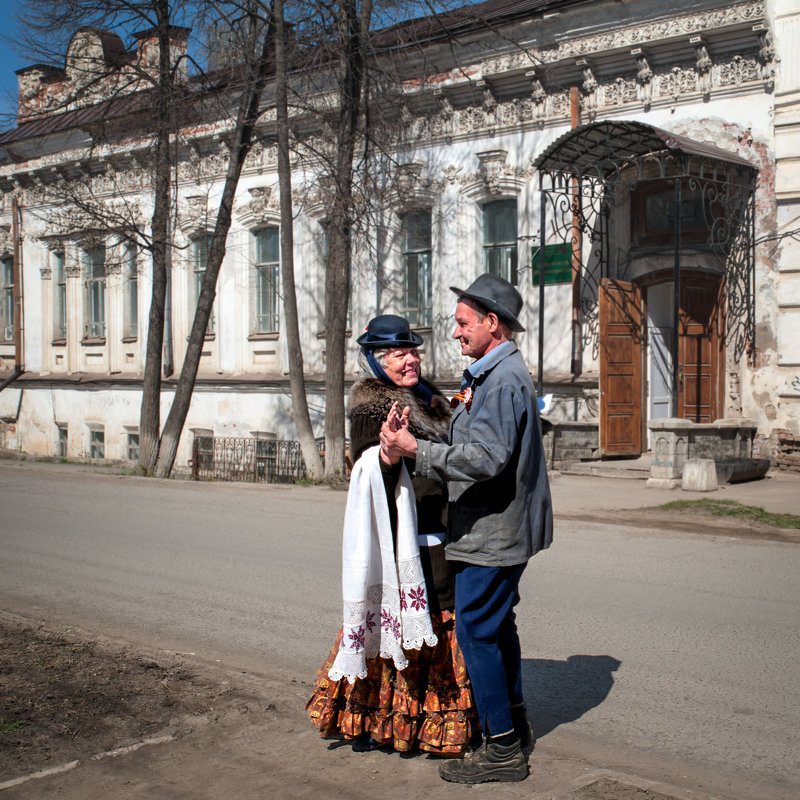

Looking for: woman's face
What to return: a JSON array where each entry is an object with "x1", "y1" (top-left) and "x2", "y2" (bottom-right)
[{"x1": 381, "y1": 347, "x2": 421, "y2": 388}]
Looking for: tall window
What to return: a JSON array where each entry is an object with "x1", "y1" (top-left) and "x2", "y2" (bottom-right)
[
  {"x1": 254, "y1": 227, "x2": 280, "y2": 333},
  {"x1": 123, "y1": 243, "x2": 138, "y2": 339},
  {"x1": 400, "y1": 210, "x2": 432, "y2": 327},
  {"x1": 483, "y1": 199, "x2": 518, "y2": 285},
  {"x1": 192, "y1": 234, "x2": 215, "y2": 334},
  {"x1": 53, "y1": 251, "x2": 67, "y2": 340},
  {"x1": 1, "y1": 256, "x2": 13, "y2": 342},
  {"x1": 56, "y1": 423, "x2": 68, "y2": 458},
  {"x1": 84, "y1": 245, "x2": 106, "y2": 338}
]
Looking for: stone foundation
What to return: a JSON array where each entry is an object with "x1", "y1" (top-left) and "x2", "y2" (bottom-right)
[{"x1": 545, "y1": 420, "x2": 600, "y2": 468}]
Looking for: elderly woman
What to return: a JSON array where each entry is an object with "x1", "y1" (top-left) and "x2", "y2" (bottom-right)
[{"x1": 307, "y1": 315, "x2": 477, "y2": 755}]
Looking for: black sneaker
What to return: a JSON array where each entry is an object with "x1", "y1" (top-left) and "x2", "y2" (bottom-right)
[{"x1": 438, "y1": 739, "x2": 528, "y2": 783}]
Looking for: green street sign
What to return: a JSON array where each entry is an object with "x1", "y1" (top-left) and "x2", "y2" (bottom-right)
[{"x1": 531, "y1": 242, "x2": 573, "y2": 285}]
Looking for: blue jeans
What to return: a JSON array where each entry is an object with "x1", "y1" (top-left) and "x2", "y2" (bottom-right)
[{"x1": 453, "y1": 561, "x2": 527, "y2": 738}]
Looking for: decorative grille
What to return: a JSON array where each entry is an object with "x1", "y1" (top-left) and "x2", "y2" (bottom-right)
[{"x1": 191, "y1": 436, "x2": 312, "y2": 483}]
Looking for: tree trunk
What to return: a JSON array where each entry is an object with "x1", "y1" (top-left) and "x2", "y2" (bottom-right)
[
  {"x1": 153, "y1": 10, "x2": 275, "y2": 478},
  {"x1": 274, "y1": 0, "x2": 324, "y2": 479},
  {"x1": 323, "y1": 0, "x2": 371, "y2": 478},
  {"x1": 138, "y1": 1, "x2": 172, "y2": 474}
]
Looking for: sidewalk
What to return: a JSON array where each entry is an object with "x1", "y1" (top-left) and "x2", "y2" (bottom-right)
[{"x1": 548, "y1": 468, "x2": 799, "y2": 519}]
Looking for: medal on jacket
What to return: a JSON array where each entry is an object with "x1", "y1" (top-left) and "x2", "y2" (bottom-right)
[{"x1": 450, "y1": 385, "x2": 473, "y2": 410}]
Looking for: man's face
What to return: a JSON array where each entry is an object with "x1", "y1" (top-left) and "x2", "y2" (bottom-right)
[{"x1": 452, "y1": 299, "x2": 494, "y2": 360}]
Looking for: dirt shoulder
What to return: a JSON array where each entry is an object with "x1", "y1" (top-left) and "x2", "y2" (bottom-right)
[
  {"x1": 0, "y1": 613, "x2": 261, "y2": 783},
  {"x1": 0, "y1": 612, "x2": 712, "y2": 800},
  {"x1": 558, "y1": 507, "x2": 800, "y2": 544}
]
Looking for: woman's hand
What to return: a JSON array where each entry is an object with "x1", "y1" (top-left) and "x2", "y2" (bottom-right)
[
  {"x1": 380, "y1": 402, "x2": 417, "y2": 461},
  {"x1": 386, "y1": 401, "x2": 410, "y2": 432}
]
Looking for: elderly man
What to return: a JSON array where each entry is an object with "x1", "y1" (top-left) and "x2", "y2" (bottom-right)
[{"x1": 380, "y1": 273, "x2": 553, "y2": 783}]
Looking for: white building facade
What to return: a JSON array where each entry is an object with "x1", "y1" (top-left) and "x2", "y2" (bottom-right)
[{"x1": 1, "y1": 0, "x2": 799, "y2": 471}]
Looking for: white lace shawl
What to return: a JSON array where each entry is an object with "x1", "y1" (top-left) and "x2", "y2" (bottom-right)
[{"x1": 328, "y1": 446, "x2": 438, "y2": 684}]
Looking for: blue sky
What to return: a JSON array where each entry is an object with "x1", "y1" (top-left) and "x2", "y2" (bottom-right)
[{"x1": 0, "y1": 12, "x2": 27, "y2": 128}]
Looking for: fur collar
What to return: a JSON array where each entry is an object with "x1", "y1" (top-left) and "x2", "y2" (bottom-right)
[{"x1": 349, "y1": 377, "x2": 451, "y2": 443}]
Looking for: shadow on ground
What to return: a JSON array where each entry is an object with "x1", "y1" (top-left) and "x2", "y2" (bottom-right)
[{"x1": 522, "y1": 654, "x2": 621, "y2": 738}]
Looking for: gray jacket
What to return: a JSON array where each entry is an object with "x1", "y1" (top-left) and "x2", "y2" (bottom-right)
[{"x1": 415, "y1": 343, "x2": 553, "y2": 567}]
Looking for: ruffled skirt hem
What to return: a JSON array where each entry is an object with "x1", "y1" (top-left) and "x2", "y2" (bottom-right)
[{"x1": 307, "y1": 609, "x2": 478, "y2": 755}]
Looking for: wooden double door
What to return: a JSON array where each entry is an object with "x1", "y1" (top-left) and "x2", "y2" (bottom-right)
[{"x1": 598, "y1": 275, "x2": 724, "y2": 456}]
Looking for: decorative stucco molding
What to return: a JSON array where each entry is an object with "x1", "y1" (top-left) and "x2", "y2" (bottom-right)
[
  {"x1": 461, "y1": 151, "x2": 527, "y2": 200},
  {"x1": 177, "y1": 194, "x2": 211, "y2": 234},
  {"x1": 235, "y1": 186, "x2": 280, "y2": 227}
]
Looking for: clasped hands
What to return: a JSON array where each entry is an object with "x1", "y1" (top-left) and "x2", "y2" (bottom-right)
[{"x1": 379, "y1": 401, "x2": 419, "y2": 464}]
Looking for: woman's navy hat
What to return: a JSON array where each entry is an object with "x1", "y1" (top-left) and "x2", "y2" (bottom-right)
[
  {"x1": 450, "y1": 273, "x2": 525, "y2": 332},
  {"x1": 357, "y1": 314, "x2": 424, "y2": 350}
]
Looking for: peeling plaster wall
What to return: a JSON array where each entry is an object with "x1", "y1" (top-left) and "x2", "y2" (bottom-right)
[{"x1": 0, "y1": 384, "x2": 326, "y2": 466}]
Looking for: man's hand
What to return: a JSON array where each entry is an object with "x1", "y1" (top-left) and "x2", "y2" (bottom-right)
[{"x1": 380, "y1": 401, "x2": 417, "y2": 462}]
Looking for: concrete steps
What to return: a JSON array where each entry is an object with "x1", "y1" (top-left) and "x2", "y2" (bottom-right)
[{"x1": 556, "y1": 455, "x2": 652, "y2": 480}]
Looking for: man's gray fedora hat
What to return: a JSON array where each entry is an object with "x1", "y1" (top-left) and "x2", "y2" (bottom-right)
[{"x1": 450, "y1": 273, "x2": 525, "y2": 332}]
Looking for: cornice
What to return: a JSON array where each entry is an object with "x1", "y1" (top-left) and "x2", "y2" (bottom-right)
[{"x1": 484, "y1": 1, "x2": 765, "y2": 75}]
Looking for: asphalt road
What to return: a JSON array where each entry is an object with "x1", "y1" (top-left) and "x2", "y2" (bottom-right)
[{"x1": 1, "y1": 460, "x2": 798, "y2": 800}]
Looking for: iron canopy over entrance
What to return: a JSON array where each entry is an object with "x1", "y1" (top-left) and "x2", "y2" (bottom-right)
[{"x1": 531, "y1": 120, "x2": 757, "y2": 418}]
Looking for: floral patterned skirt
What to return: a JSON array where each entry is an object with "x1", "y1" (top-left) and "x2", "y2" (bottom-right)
[{"x1": 306, "y1": 609, "x2": 478, "y2": 754}]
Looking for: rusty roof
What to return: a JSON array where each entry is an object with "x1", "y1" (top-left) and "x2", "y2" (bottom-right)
[
  {"x1": 373, "y1": 0, "x2": 590, "y2": 48},
  {"x1": 0, "y1": 90, "x2": 156, "y2": 150}
]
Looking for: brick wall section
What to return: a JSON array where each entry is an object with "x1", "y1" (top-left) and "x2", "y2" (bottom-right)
[{"x1": 774, "y1": 429, "x2": 800, "y2": 472}]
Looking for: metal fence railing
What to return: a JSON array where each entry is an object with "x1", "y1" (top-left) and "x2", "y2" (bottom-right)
[{"x1": 191, "y1": 436, "x2": 310, "y2": 483}]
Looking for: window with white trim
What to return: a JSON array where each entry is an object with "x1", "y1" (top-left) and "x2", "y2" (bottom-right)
[
  {"x1": 123, "y1": 243, "x2": 138, "y2": 339},
  {"x1": 482, "y1": 199, "x2": 518, "y2": 285},
  {"x1": 84, "y1": 245, "x2": 106, "y2": 338},
  {"x1": 53, "y1": 251, "x2": 67, "y2": 340},
  {"x1": 126, "y1": 429, "x2": 140, "y2": 461},
  {"x1": 253, "y1": 227, "x2": 280, "y2": 333},
  {"x1": 89, "y1": 426, "x2": 105, "y2": 459},
  {"x1": 400, "y1": 210, "x2": 432, "y2": 327},
  {"x1": 56, "y1": 423, "x2": 68, "y2": 458},
  {"x1": 1, "y1": 256, "x2": 13, "y2": 342},
  {"x1": 191, "y1": 233, "x2": 215, "y2": 334}
]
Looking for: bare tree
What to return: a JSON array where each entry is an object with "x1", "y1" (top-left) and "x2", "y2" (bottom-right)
[
  {"x1": 8, "y1": 0, "x2": 297, "y2": 477},
  {"x1": 272, "y1": 0, "x2": 324, "y2": 478},
  {"x1": 153, "y1": 2, "x2": 277, "y2": 477}
]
